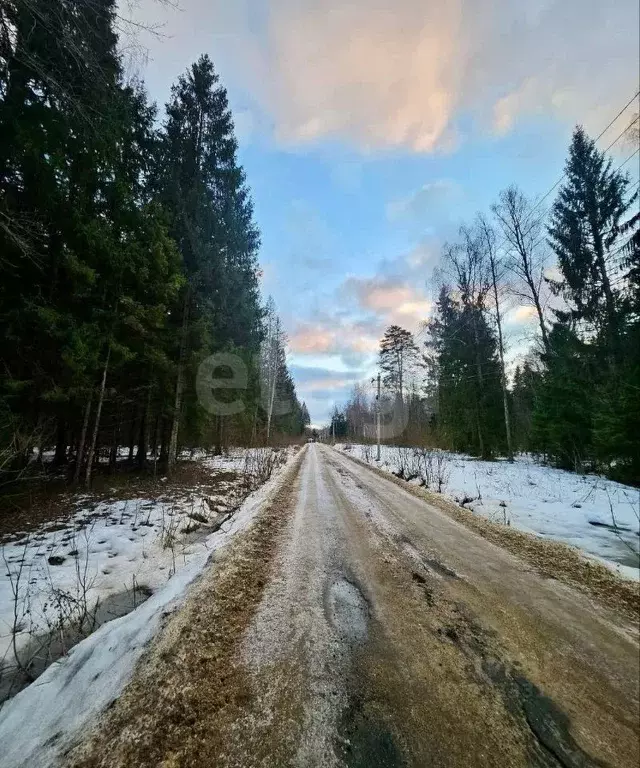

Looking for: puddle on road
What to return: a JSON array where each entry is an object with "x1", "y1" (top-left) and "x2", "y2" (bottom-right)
[
  {"x1": 325, "y1": 576, "x2": 369, "y2": 644},
  {"x1": 336, "y1": 695, "x2": 406, "y2": 768}
]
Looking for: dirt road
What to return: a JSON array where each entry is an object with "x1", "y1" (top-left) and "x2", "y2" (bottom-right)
[{"x1": 69, "y1": 444, "x2": 639, "y2": 768}]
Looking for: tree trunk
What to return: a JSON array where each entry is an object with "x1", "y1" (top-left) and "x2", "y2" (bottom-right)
[
  {"x1": 73, "y1": 392, "x2": 93, "y2": 484},
  {"x1": 475, "y1": 407, "x2": 485, "y2": 459},
  {"x1": 136, "y1": 390, "x2": 150, "y2": 469},
  {"x1": 251, "y1": 404, "x2": 258, "y2": 446},
  {"x1": 159, "y1": 416, "x2": 169, "y2": 468},
  {"x1": 151, "y1": 412, "x2": 160, "y2": 458},
  {"x1": 471, "y1": 310, "x2": 489, "y2": 459},
  {"x1": 53, "y1": 418, "x2": 67, "y2": 466},
  {"x1": 490, "y1": 258, "x2": 513, "y2": 461},
  {"x1": 168, "y1": 287, "x2": 191, "y2": 471},
  {"x1": 266, "y1": 367, "x2": 277, "y2": 441},
  {"x1": 214, "y1": 415, "x2": 223, "y2": 456},
  {"x1": 591, "y1": 219, "x2": 618, "y2": 362},
  {"x1": 109, "y1": 442, "x2": 117, "y2": 471},
  {"x1": 85, "y1": 346, "x2": 111, "y2": 487},
  {"x1": 530, "y1": 288, "x2": 550, "y2": 352},
  {"x1": 109, "y1": 413, "x2": 120, "y2": 472}
]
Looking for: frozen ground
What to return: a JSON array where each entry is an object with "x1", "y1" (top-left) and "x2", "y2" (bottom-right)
[
  {"x1": 0, "y1": 447, "x2": 289, "y2": 703},
  {"x1": 336, "y1": 444, "x2": 640, "y2": 580},
  {"x1": 0, "y1": 446, "x2": 297, "y2": 768}
]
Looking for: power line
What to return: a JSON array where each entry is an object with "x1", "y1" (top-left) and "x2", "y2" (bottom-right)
[
  {"x1": 616, "y1": 148, "x2": 639, "y2": 172},
  {"x1": 526, "y1": 91, "x2": 639, "y2": 217},
  {"x1": 602, "y1": 115, "x2": 639, "y2": 154},
  {"x1": 593, "y1": 89, "x2": 640, "y2": 142},
  {"x1": 416, "y1": 90, "x2": 640, "y2": 351}
]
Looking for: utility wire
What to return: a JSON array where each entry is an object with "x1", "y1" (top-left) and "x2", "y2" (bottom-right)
[
  {"x1": 593, "y1": 89, "x2": 640, "y2": 142},
  {"x1": 416, "y1": 90, "x2": 640, "y2": 351},
  {"x1": 602, "y1": 115, "x2": 639, "y2": 153},
  {"x1": 528, "y1": 110, "x2": 639, "y2": 217},
  {"x1": 616, "y1": 148, "x2": 639, "y2": 172}
]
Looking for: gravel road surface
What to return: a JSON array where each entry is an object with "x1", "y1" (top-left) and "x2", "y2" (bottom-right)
[{"x1": 67, "y1": 443, "x2": 640, "y2": 768}]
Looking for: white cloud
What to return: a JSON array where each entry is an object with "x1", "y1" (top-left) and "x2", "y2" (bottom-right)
[
  {"x1": 257, "y1": 0, "x2": 637, "y2": 152},
  {"x1": 343, "y1": 274, "x2": 432, "y2": 332},
  {"x1": 133, "y1": 0, "x2": 638, "y2": 153},
  {"x1": 512, "y1": 305, "x2": 538, "y2": 323},
  {"x1": 386, "y1": 180, "x2": 461, "y2": 222}
]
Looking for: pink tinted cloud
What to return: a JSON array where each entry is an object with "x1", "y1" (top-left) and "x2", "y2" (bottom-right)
[
  {"x1": 344, "y1": 275, "x2": 432, "y2": 332},
  {"x1": 288, "y1": 322, "x2": 380, "y2": 358},
  {"x1": 256, "y1": 0, "x2": 637, "y2": 152},
  {"x1": 132, "y1": 1, "x2": 638, "y2": 154}
]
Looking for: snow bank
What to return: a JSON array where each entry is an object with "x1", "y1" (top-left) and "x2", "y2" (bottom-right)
[
  {"x1": 0, "y1": 449, "x2": 295, "y2": 768},
  {"x1": 337, "y1": 444, "x2": 640, "y2": 580},
  {"x1": 0, "y1": 480, "x2": 244, "y2": 681}
]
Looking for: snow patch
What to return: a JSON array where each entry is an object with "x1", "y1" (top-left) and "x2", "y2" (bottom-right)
[{"x1": 0, "y1": 449, "x2": 295, "y2": 768}]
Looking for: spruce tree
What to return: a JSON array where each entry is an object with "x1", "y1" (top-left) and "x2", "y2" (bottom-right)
[
  {"x1": 531, "y1": 323, "x2": 595, "y2": 472},
  {"x1": 159, "y1": 55, "x2": 262, "y2": 463},
  {"x1": 426, "y1": 285, "x2": 503, "y2": 458},
  {"x1": 545, "y1": 126, "x2": 638, "y2": 480},
  {"x1": 548, "y1": 126, "x2": 631, "y2": 352}
]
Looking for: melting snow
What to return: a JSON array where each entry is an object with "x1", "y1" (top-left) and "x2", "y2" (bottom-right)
[{"x1": 0, "y1": 448, "x2": 295, "y2": 768}]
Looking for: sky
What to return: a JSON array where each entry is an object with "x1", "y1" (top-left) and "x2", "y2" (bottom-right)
[{"x1": 124, "y1": 0, "x2": 640, "y2": 426}]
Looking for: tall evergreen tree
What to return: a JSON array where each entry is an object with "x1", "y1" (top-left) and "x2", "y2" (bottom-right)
[
  {"x1": 426, "y1": 285, "x2": 503, "y2": 458},
  {"x1": 511, "y1": 361, "x2": 540, "y2": 454},
  {"x1": 0, "y1": 10, "x2": 303, "y2": 488},
  {"x1": 531, "y1": 323, "x2": 595, "y2": 471},
  {"x1": 300, "y1": 402, "x2": 311, "y2": 430},
  {"x1": 158, "y1": 55, "x2": 262, "y2": 464},
  {"x1": 548, "y1": 126, "x2": 631, "y2": 351},
  {"x1": 379, "y1": 325, "x2": 419, "y2": 400},
  {"x1": 544, "y1": 126, "x2": 639, "y2": 481}
]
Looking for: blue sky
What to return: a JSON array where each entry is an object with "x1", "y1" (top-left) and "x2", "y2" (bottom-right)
[{"x1": 128, "y1": 0, "x2": 639, "y2": 425}]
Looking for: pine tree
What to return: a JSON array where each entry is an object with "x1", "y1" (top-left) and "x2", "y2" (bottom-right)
[{"x1": 379, "y1": 326, "x2": 419, "y2": 400}]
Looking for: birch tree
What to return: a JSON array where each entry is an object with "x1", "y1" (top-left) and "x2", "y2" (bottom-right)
[
  {"x1": 477, "y1": 214, "x2": 513, "y2": 461},
  {"x1": 260, "y1": 298, "x2": 287, "y2": 441},
  {"x1": 492, "y1": 185, "x2": 550, "y2": 352}
]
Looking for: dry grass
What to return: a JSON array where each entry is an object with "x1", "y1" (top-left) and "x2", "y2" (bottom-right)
[{"x1": 0, "y1": 462, "x2": 239, "y2": 543}]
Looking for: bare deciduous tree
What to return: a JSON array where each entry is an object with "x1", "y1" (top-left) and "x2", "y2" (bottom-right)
[
  {"x1": 492, "y1": 185, "x2": 550, "y2": 352},
  {"x1": 260, "y1": 297, "x2": 287, "y2": 441},
  {"x1": 476, "y1": 214, "x2": 513, "y2": 461}
]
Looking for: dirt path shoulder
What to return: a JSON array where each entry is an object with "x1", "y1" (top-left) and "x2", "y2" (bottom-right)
[{"x1": 65, "y1": 447, "x2": 307, "y2": 768}]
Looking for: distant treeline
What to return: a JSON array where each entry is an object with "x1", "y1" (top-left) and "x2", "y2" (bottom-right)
[{"x1": 0, "y1": 0, "x2": 308, "y2": 486}]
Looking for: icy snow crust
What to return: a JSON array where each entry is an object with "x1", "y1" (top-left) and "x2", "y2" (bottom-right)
[
  {"x1": 0, "y1": 449, "x2": 293, "y2": 768},
  {"x1": 337, "y1": 445, "x2": 640, "y2": 580}
]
